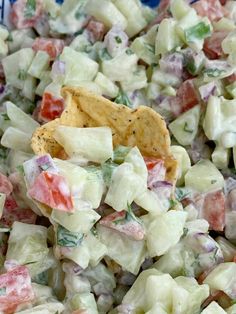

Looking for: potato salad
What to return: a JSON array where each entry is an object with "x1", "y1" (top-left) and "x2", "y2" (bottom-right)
[{"x1": 1, "y1": 0, "x2": 236, "y2": 313}]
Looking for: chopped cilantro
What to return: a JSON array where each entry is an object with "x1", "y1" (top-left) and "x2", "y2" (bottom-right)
[
  {"x1": 24, "y1": 261, "x2": 37, "y2": 265},
  {"x1": 211, "y1": 179, "x2": 217, "y2": 184},
  {"x1": 126, "y1": 204, "x2": 141, "y2": 224},
  {"x1": 98, "y1": 48, "x2": 112, "y2": 61},
  {"x1": 91, "y1": 227, "x2": 98, "y2": 237},
  {"x1": 169, "y1": 199, "x2": 178, "y2": 208},
  {"x1": 102, "y1": 160, "x2": 118, "y2": 186},
  {"x1": 125, "y1": 48, "x2": 134, "y2": 55},
  {"x1": 204, "y1": 68, "x2": 225, "y2": 78},
  {"x1": 183, "y1": 122, "x2": 194, "y2": 133},
  {"x1": 24, "y1": 0, "x2": 36, "y2": 19},
  {"x1": 18, "y1": 70, "x2": 27, "y2": 81},
  {"x1": 1, "y1": 113, "x2": 10, "y2": 121},
  {"x1": 182, "y1": 227, "x2": 188, "y2": 238},
  {"x1": 144, "y1": 43, "x2": 155, "y2": 54},
  {"x1": 115, "y1": 36, "x2": 122, "y2": 44},
  {"x1": 6, "y1": 32, "x2": 13, "y2": 42},
  {"x1": 114, "y1": 90, "x2": 132, "y2": 108},
  {"x1": 175, "y1": 188, "x2": 190, "y2": 202},
  {"x1": 57, "y1": 225, "x2": 84, "y2": 247},
  {"x1": 75, "y1": 10, "x2": 84, "y2": 20},
  {"x1": 185, "y1": 22, "x2": 211, "y2": 42},
  {"x1": 0, "y1": 287, "x2": 6, "y2": 296},
  {"x1": 16, "y1": 165, "x2": 25, "y2": 175}
]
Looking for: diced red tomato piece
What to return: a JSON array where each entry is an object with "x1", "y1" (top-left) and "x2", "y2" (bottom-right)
[
  {"x1": 192, "y1": 0, "x2": 227, "y2": 22},
  {"x1": 10, "y1": 0, "x2": 43, "y2": 29},
  {"x1": 0, "y1": 173, "x2": 13, "y2": 196},
  {"x1": 200, "y1": 190, "x2": 225, "y2": 232},
  {"x1": 28, "y1": 171, "x2": 74, "y2": 212},
  {"x1": 219, "y1": 0, "x2": 227, "y2": 4},
  {"x1": 99, "y1": 210, "x2": 145, "y2": 241},
  {"x1": 177, "y1": 79, "x2": 199, "y2": 113},
  {"x1": 204, "y1": 31, "x2": 229, "y2": 59},
  {"x1": 144, "y1": 157, "x2": 166, "y2": 188},
  {"x1": 0, "y1": 264, "x2": 34, "y2": 313},
  {"x1": 4, "y1": 195, "x2": 18, "y2": 211},
  {"x1": 86, "y1": 19, "x2": 106, "y2": 43},
  {"x1": 144, "y1": 157, "x2": 163, "y2": 171},
  {"x1": 39, "y1": 92, "x2": 64, "y2": 122},
  {"x1": 0, "y1": 195, "x2": 37, "y2": 227},
  {"x1": 32, "y1": 38, "x2": 64, "y2": 60}
]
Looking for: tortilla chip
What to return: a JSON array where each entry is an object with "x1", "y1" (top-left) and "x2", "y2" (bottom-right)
[{"x1": 31, "y1": 87, "x2": 178, "y2": 184}]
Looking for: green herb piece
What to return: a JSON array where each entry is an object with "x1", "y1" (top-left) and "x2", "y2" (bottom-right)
[
  {"x1": 24, "y1": 261, "x2": 37, "y2": 265},
  {"x1": 211, "y1": 179, "x2": 217, "y2": 184},
  {"x1": 113, "y1": 145, "x2": 131, "y2": 164},
  {"x1": 27, "y1": 102, "x2": 36, "y2": 115},
  {"x1": 33, "y1": 271, "x2": 48, "y2": 285},
  {"x1": 18, "y1": 70, "x2": 27, "y2": 81},
  {"x1": 203, "y1": 68, "x2": 226, "y2": 78},
  {"x1": 91, "y1": 227, "x2": 98, "y2": 237},
  {"x1": 182, "y1": 227, "x2": 188, "y2": 238},
  {"x1": 0, "y1": 147, "x2": 8, "y2": 160},
  {"x1": 115, "y1": 36, "x2": 122, "y2": 44},
  {"x1": 175, "y1": 188, "x2": 190, "y2": 202},
  {"x1": 183, "y1": 122, "x2": 193, "y2": 133},
  {"x1": 0, "y1": 287, "x2": 6, "y2": 296},
  {"x1": 126, "y1": 204, "x2": 141, "y2": 224},
  {"x1": 57, "y1": 225, "x2": 84, "y2": 247},
  {"x1": 24, "y1": 0, "x2": 36, "y2": 19},
  {"x1": 125, "y1": 48, "x2": 134, "y2": 55},
  {"x1": 75, "y1": 10, "x2": 84, "y2": 20},
  {"x1": 114, "y1": 90, "x2": 132, "y2": 108},
  {"x1": 16, "y1": 165, "x2": 25, "y2": 175},
  {"x1": 185, "y1": 22, "x2": 211, "y2": 42},
  {"x1": 6, "y1": 32, "x2": 13, "y2": 42},
  {"x1": 98, "y1": 48, "x2": 112, "y2": 61},
  {"x1": 102, "y1": 160, "x2": 119, "y2": 186},
  {"x1": 1, "y1": 113, "x2": 10, "y2": 121},
  {"x1": 169, "y1": 199, "x2": 178, "y2": 208},
  {"x1": 186, "y1": 60, "x2": 197, "y2": 76},
  {"x1": 74, "y1": 29, "x2": 84, "y2": 36},
  {"x1": 144, "y1": 43, "x2": 155, "y2": 54}
]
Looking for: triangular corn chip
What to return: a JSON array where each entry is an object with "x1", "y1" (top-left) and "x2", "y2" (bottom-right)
[{"x1": 32, "y1": 87, "x2": 178, "y2": 185}]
